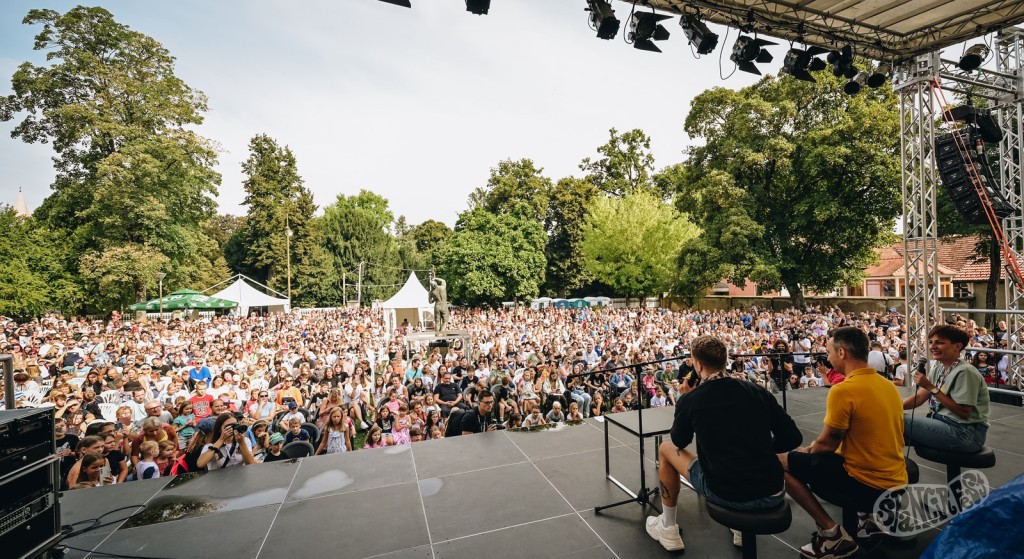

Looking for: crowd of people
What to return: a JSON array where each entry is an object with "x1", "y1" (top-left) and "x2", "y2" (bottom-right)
[{"x1": 0, "y1": 305, "x2": 999, "y2": 488}]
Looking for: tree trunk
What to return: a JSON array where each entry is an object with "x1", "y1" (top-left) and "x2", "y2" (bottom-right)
[
  {"x1": 986, "y1": 234, "x2": 999, "y2": 329},
  {"x1": 787, "y1": 284, "x2": 805, "y2": 309}
]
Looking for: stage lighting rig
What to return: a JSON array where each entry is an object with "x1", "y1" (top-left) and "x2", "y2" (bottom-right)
[
  {"x1": 465, "y1": 0, "x2": 489, "y2": 15},
  {"x1": 958, "y1": 44, "x2": 991, "y2": 71},
  {"x1": 867, "y1": 63, "x2": 891, "y2": 88},
  {"x1": 844, "y1": 71, "x2": 868, "y2": 95},
  {"x1": 628, "y1": 12, "x2": 672, "y2": 52},
  {"x1": 730, "y1": 36, "x2": 776, "y2": 75},
  {"x1": 679, "y1": 14, "x2": 717, "y2": 55},
  {"x1": 586, "y1": 0, "x2": 620, "y2": 40},
  {"x1": 827, "y1": 45, "x2": 857, "y2": 79},
  {"x1": 781, "y1": 46, "x2": 828, "y2": 82}
]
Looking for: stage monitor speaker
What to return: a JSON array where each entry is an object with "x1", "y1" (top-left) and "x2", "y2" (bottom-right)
[{"x1": 0, "y1": 408, "x2": 62, "y2": 559}]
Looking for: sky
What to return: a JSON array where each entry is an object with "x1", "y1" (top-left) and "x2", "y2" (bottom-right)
[{"x1": 0, "y1": 0, "x2": 763, "y2": 226}]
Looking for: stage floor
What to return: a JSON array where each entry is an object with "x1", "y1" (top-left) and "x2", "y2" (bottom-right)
[{"x1": 60, "y1": 387, "x2": 1024, "y2": 559}]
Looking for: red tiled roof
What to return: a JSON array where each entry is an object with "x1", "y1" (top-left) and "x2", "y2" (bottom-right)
[
  {"x1": 867, "y1": 235, "x2": 993, "y2": 281},
  {"x1": 955, "y1": 260, "x2": 1003, "y2": 282}
]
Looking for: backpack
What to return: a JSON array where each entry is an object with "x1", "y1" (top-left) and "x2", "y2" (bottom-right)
[
  {"x1": 168, "y1": 453, "x2": 191, "y2": 476},
  {"x1": 444, "y1": 408, "x2": 467, "y2": 438}
]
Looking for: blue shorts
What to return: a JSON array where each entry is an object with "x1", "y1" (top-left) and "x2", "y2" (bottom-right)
[{"x1": 688, "y1": 459, "x2": 785, "y2": 511}]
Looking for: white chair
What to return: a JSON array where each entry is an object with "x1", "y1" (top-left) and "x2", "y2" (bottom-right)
[
  {"x1": 21, "y1": 391, "x2": 42, "y2": 406},
  {"x1": 98, "y1": 402, "x2": 119, "y2": 421},
  {"x1": 100, "y1": 390, "x2": 123, "y2": 404},
  {"x1": 250, "y1": 378, "x2": 269, "y2": 392}
]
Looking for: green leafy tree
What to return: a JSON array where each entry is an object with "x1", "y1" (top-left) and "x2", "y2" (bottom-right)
[
  {"x1": 674, "y1": 71, "x2": 901, "y2": 307},
  {"x1": 79, "y1": 244, "x2": 169, "y2": 311},
  {"x1": 229, "y1": 134, "x2": 326, "y2": 304},
  {"x1": 544, "y1": 177, "x2": 599, "y2": 297},
  {"x1": 0, "y1": 7, "x2": 221, "y2": 311},
  {"x1": 580, "y1": 128, "x2": 658, "y2": 197},
  {"x1": 0, "y1": 209, "x2": 61, "y2": 316},
  {"x1": 410, "y1": 219, "x2": 452, "y2": 257},
  {"x1": 436, "y1": 208, "x2": 546, "y2": 306},
  {"x1": 581, "y1": 190, "x2": 698, "y2": 301},
  {"x1": 469, "y1": 158, "x2": 552, "y2": 223},
  {"x1": 320, "y1": 190, "x2": 403, "y2": 305}
]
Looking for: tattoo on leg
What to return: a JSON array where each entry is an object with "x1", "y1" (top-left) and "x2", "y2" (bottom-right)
[{"x1": 660, "y1": 482, "x2": 669, "y2": 497}]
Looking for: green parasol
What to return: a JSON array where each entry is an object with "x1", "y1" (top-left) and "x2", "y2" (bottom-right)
[{"x1": 128, "y1": 290, "x2": 238, "y2": 311}]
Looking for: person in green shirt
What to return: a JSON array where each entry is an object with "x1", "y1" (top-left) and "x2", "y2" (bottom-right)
[{"x1": 903, "y1": 325, "x2": 990, "y2": 453}]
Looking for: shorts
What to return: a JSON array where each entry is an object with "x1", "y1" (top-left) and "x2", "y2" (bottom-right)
[
  {"x1": 787, "y1": 451, "x2": 883, "y2": 511},
  {"x1": 688, "y1": 459, "x2": 785, "y2": 511}
]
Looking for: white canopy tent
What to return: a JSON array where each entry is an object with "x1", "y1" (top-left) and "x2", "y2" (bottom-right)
[
  {"x1": 207, "y1": 275, "x2": 290, "y2": 315},
  {"x1": 380, "y1": 273, "x2": 433, "y2": 332}
]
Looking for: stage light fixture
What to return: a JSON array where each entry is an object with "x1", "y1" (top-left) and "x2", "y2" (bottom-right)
[
  {"x1": 867, "y1": 63, "x2": 891, "y2": 88},
  {"x1": 958, "y1": 44, "x2": 991, "y2": 71},
  {"x1": 679, "y1": 14, "x2": 718, "y2": 55},
  {"x1": 378, "y1": 0, "x2": 412, "y2": 7},
  {"x1": 730, "y1": 36, "x2": 776, "y2": 75},
  {"x1": 465, "y1": 0, "x2": 489, "y2": 15},
  {"x1": 781, "y1": 46, "x2": 828, "y2": 82},
  {"x1": 844, "y1": 71, "x2": 868, "y2": 95},
  {"x1": 628, "y1": 12, "x2": 672, "y2": 52},
  {"x1": 827, "y1": 45, "x2": 855, "y2": 78},
  {"x1": 586, "y1": 0, "x2": 620, "y2": 40}
]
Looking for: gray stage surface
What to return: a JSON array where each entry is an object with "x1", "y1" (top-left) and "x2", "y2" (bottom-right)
[{"x1": 59, "y1": 387, "x2": 1024, "y2": 558}]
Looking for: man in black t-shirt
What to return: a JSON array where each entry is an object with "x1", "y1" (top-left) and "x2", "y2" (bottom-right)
[
  {"x1": 645, "y1": 336, "x2": 802, "y2": 552},
  {"x1": 448, "y1": 392, "x2": 496, "y2": 436},
  {"x1": 432, "y1": 372, "x2": 463, "y2": 414}
]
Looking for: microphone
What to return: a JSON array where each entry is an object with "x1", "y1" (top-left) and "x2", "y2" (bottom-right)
[{"x1": 916, "y1": 357, "x2": 928, "y2": 375}]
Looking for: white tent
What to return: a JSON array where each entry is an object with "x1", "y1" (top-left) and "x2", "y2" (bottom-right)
[
  {"x1": 208, "y1": 275, "x2": 290, "y2": 315},
  {"x1": 380, "y1": 273, "x2": 432, "y2": 332}
]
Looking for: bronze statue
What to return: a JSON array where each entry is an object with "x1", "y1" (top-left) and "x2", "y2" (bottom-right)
[{"x1": 429, "y1": 277, "x2": 449, "y2": 332}]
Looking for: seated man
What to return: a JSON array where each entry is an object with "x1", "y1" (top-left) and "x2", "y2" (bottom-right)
[
  {"x1": 903, "y1": 325, "x2": 990, "y2": 453},
  {"x1": 648, "y1": 336, "x2": 802, "y2": 552},
  {"x1": 779, "y1": 326, "x2": 907, "y2": 559}
]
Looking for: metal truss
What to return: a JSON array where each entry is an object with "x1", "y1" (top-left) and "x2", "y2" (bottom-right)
[
  {"x1": 995, "y1": 29, "x2": 1024, "y2": 376},
  {"x1": 895, "y1": 29, "x2": 1024, "y2": 378},
  {"x1": 895, "y1": 53, "x2": 941, "y2": 367}
]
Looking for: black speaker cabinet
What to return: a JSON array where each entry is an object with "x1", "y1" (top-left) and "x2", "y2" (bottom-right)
[{"x1": 0, "y1": 408, "x2": 62, "y2": 559}]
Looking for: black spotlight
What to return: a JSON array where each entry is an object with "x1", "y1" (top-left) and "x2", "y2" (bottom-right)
[
  {"x1": 628, "y1": 12, "x2": 672, "y2": 52},
  {"x1": 827, "y1": 45, "x2": 855, "y2": 78},
  {"x1": 378, "y1": 0, "x2": 411, "y2": 6},
  {"x1": 844, "y1": 71, "x2": 868, "y2": 95},
  {"x1": 867, "y1": 63, "x2": 892, "y2": 88},
  {"x1": 730, "y1": 36, "x2": 776, "y2": 75},
  {"x1": 781, "y1": 46, "x2": 829, "y2": 82},
  {"x1": 679, "y1": 14, "x2": 718, "y2": 55},
  {"x1": 958, "y1": 44, "x2": 991, "y2": 71},
  {"x1": 586, "y1": 0, "x2": 620, "y2": 40},
  {"x1": 465, "y1": 0, "x2": 489, "y2": 15}
]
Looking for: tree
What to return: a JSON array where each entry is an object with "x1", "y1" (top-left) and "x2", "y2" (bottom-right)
[
  {"x1": 580, "y1": 190, "x2": 698, "y2": 301},
  {"x1": 469, "y1": 158, "x2": 552, "y2": 223},
  {"x1": 320, "y1": 190, "x2": 403, "y2": 305},
  {"x1": 436, "y1": 208, "x2": 546, "y2": 306},
  {"x1": 674, "y1": 71, "x2": 901, "y2": 307},
  {"x1": 544, "y1": 177, "x2": 599, "y2": 297},
  {"x1": 0, "y1": 7, "x2": 222, "y2": 312},
  {"x1": 229, "y1": 134, "x2": 327, "y2": 304},
  {"x1": 0, "y1": 209, "x2": 61, "y2": 316},
  {"x1": 79, "y1": 244, "x2": 169, "y2": 312},
  {"x1": 410, "y1": 219, "x2": 452, "y2": 256},
  {"x1": 580, "y1": 128, "x2": 658, "y2": 197}
]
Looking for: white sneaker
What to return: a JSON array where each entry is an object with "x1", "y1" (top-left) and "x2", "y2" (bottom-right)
[
  {"x1": 360, "y1": 421, "x2": 369, "y2": 430},
  {"x1": 732, "y1": 529, "x2": 743, "y2": 547},
  {"x1": 646, "y1": 516, "x2": 685, "y2": 551}
]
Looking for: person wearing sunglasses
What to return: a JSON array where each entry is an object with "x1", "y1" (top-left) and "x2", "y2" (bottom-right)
[{"x1": 248, "y1": 391, "x2": 275, "y2": 421}]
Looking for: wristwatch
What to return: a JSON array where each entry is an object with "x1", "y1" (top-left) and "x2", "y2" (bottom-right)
[{"x1": 929, "y1": 386, "x2": 940, "y2": 395}]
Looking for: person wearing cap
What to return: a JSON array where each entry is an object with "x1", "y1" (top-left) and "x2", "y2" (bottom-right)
[
  {"x1": 281, "y1": 401, "x2": 306, "y2": 425},
  {"x1": 262, "y1": 432, "x2": 288, "y2": 462}
]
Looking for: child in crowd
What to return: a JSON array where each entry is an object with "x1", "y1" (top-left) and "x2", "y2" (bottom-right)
[
  {"x1": 134, "y1": 441, "x2": 161, "y2": 480},
  {"x1": 391, "y1": 403, "x2": 412, "y2": 445},
  {"x1": 262, "y1": 433, "x2": 288, "y2": 462},
  {"x1": 284, "y1": 417, "x2": 310, "y2": 445},
  {"x1": 364, "y1": 425, "x2": 388, "y2": 448},
  {"x1": 155, "y1": 440, "x2": 176, "y2": 476}
]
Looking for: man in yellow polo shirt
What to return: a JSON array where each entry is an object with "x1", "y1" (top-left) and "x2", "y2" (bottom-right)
[{"x1": 778, "y1": 326, "x2": 907, "y2": 559}]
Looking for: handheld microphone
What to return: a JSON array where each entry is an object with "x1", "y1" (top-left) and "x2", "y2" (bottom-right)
[{"x1": 915, "y1": 357, "x2": 928, "y2": 375}]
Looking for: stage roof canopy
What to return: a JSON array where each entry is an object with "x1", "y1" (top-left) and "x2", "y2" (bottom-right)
[{"x1": 629, "y1": 1, "x2": 1024, "y2": 60}]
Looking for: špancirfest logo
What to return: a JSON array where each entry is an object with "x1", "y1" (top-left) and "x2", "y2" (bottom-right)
[{"x1": 873, "y1": 471, "x2": 991, "y2": 536}]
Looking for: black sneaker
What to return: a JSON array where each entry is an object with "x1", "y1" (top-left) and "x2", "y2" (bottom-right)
[{"x1": 799, "y1": 526, "x2": 859, "y2": 559}]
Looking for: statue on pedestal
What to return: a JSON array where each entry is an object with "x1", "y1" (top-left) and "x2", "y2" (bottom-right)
[{"x1": 429, "y1": 277, "x2": 449, "y2": 332}]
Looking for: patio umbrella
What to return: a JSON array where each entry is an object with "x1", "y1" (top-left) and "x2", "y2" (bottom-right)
[{"x1": 128, "y1": 290, "x2": 238, "y2": 311}]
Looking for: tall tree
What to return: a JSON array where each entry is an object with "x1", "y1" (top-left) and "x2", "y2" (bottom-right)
[
  {"x1": 0, "y1": 7, "x2": 221, "y2": 310},
  {"x1": 580, "y1": 190, "x2": 698, "y2": 301},
  {"x1": 436, "y1": 208, "x2": 546, "y2": 306},
  {"x1": 229, "y1": 134, "x2": 325, "y2": 304},
  {"x1": 320, "y1": 190, "x2": 402, "y2": 305},
  {"x1": 544, "y1": 177, "x2": 599, "y2": 297},
  {"x1": 0, "y1": 208, "x2": 78, "y2": 316},
  {"x1": 410, "y1": 219, "x2": 452, "y2": 257},
  {"x1": 674, "y1": 71, "x2": 901, "y2": 307},
  {"x1": 469, "y1": 158, "x2": 552, "y2": 223},
  {"x1": 579, "y1": 128, "x2": 658, "y2": 197}
]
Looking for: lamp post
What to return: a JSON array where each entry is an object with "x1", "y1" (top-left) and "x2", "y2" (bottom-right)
[
  {"x1": 286, "y1": 214, "x2": 293, "y2": 308},
  {"x1": 156, "y1": 272, "x2": 166, "y2": 321}
]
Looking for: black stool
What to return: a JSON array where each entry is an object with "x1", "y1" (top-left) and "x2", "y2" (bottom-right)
[
  {"x1": 915, "y1": 445, "x2": 995, "y2": 506},
  {"x1": 705, "y1": 500, "x2": 791, "y2": 559},
  {"x1": 825, "y1": 457, "x2": 920, "y2": 538}
]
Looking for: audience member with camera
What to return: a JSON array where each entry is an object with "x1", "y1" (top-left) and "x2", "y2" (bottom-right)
[{"x1": 197, "y1": 412, "x2": 256, "y2": 470}]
